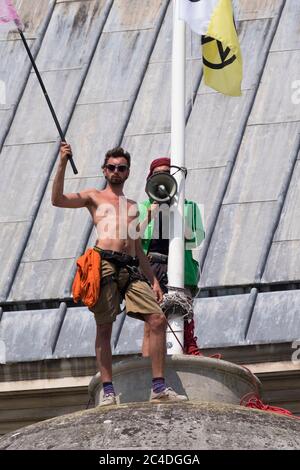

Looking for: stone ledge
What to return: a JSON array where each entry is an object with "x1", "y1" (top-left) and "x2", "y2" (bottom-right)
[{"x1": 1, "y1": 400, "x2": 300, "y2": 450}]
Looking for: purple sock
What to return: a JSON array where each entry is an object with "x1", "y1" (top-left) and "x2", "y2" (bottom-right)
[
  {"x1": 152, "y1": 377, "x2": 166, "y2": 394},
  {"x1": 103, "y1": 382, "x2": 115, "y2": 396}
]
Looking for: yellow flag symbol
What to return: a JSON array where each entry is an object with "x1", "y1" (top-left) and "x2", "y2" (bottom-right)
[
  {"x1": 202, "y1": 0, "x2": 242, "y2": 96},
  {"x1": 179, "y1": 0, "x2": 243, "y2": 96}
]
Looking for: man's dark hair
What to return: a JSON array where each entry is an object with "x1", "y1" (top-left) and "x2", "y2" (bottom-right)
[{"x1": 102, "y1": 147, "x2": 131, "y2": 169}]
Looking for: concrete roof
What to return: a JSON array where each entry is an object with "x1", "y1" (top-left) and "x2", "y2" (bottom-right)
[{"x1": 1, "y1": 289, "x2": 300, "y2": 363}]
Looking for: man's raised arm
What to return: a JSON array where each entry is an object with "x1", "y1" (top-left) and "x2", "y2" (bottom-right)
[{"x1": 51, "y1": 142, "x2": 93, "y2": 208}]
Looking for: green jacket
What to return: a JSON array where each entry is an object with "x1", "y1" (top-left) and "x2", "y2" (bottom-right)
[{"x1": 138, "y1": 199, "x2": 205, "y2": 287}]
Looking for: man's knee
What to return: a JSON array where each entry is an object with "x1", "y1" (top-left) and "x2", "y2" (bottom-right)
[{"x1": 146, "y1": 313, "x2": 167, "y2": 332}]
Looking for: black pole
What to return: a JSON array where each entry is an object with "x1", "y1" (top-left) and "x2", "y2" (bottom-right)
[{"x1": 18, "y1": 28, "x2": 78, "y2": 174}]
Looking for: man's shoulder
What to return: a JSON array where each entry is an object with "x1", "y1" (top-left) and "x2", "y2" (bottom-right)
[
  {"x1": 83, "y1": 187, "x2": 102, "y2": 196},
  {"x1": 84, "y1": 188, "x2": 109, "y2": 206},
  {"x1": 79, "y1": 187, "x2": 99, "y2": 201}
]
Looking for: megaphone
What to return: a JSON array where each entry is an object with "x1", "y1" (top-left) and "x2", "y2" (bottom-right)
[{"x1": 145, "y1": 172, "x2": 178, "y2": 203}]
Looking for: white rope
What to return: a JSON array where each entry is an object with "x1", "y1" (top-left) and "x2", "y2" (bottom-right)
[{"x1": 161, "y1": 288, "x2": 193, "y2": 319}]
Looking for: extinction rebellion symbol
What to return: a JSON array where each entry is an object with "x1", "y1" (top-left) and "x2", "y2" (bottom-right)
[
  {"x1": 202, "y1": 36, "x2": 237, "y2": 69},
  {"x1": 187, "y1": 0, "x2": 237, "y2": 70}
]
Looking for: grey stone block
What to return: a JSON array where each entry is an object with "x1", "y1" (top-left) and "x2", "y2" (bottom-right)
[
  {"x1": 0, "y1": 306, "x2": 65, "y2": 362},
  {"x1": 53, "y1": 306, "x2": 96, "y2": 359},
  {"x1": 193, "y1": 295, "x2": 252, "y2": 348},
  {"x1": 246, "y1": 291, "x2": 300, "y2": 344}
]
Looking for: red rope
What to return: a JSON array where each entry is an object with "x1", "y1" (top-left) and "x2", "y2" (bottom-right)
[
  {"x1": 184, "y1": 319, "x2": 202, "y2": 355},
  {"x1": 184, "y1": 319, "x2": 222, "y2": 359},
  {"x1": 240, "y1": 392, "x2": 300, "y2": 418},
  {"x1": 240, "y1": 365, "x2": 300, "y2": 419},
  {"x1": 169, "y1": 319, "x2": 298, "y2": 418}
]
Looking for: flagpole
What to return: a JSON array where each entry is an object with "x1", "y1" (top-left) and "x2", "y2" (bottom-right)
[
  {"x1": 167, "y1": 0, "x2": 186, "y2": 355},
  {"x1": 17, "y1": 28, "x2": 78, "y2": 175}
]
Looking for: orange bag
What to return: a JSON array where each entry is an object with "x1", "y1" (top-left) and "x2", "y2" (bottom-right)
[{"x1": 72, "y1": 248, "x2": 101, "y2": 308}]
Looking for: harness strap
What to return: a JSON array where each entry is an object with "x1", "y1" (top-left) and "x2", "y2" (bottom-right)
[
  {"x1": 100, "y1": 266, "x2": 145, "y2": 299},
  {"x1": 100, "y1": 273, "x2": 117, "y2": 287},
  {"x1": 120, "y1": 265, "x2": 145, "y2": 298}
]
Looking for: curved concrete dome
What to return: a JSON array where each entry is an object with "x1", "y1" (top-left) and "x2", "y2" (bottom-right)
[
  {"x1": 0, "y1": 401, "x2": 299, "y2": 450},
  {"x1": 89, "y1": 355, "x2": 262, "y2": 406}
]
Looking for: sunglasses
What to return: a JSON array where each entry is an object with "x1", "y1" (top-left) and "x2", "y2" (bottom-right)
[{"x1": 105, "y1": 164, "x2": 129, "y2": 173}]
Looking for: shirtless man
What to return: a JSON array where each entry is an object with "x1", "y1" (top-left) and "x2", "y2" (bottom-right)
[{"x1": 51, "y1": 143, "x2": 188, "y2": 405}]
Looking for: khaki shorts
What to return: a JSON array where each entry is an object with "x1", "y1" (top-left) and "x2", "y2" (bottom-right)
[{"x1": 89, "y1": 259, "x2": 164, "y2": 325}]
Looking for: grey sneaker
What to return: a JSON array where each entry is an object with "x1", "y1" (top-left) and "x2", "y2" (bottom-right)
[
  {"x1": 99, "y1": 393, "x2": 117, "y2": 407},
  {"x1": 150, "y1": 387, "x2": 188, "y2": 402}
]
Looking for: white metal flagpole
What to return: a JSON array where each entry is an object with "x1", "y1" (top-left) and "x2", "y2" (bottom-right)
[{"x1": 166, "y1": 0, "x2": 186, "y2": 354}]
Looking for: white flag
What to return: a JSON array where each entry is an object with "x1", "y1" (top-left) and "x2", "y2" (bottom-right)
[{"x1": 179, "y1": 0, "x2": 219, "y2": 36}]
